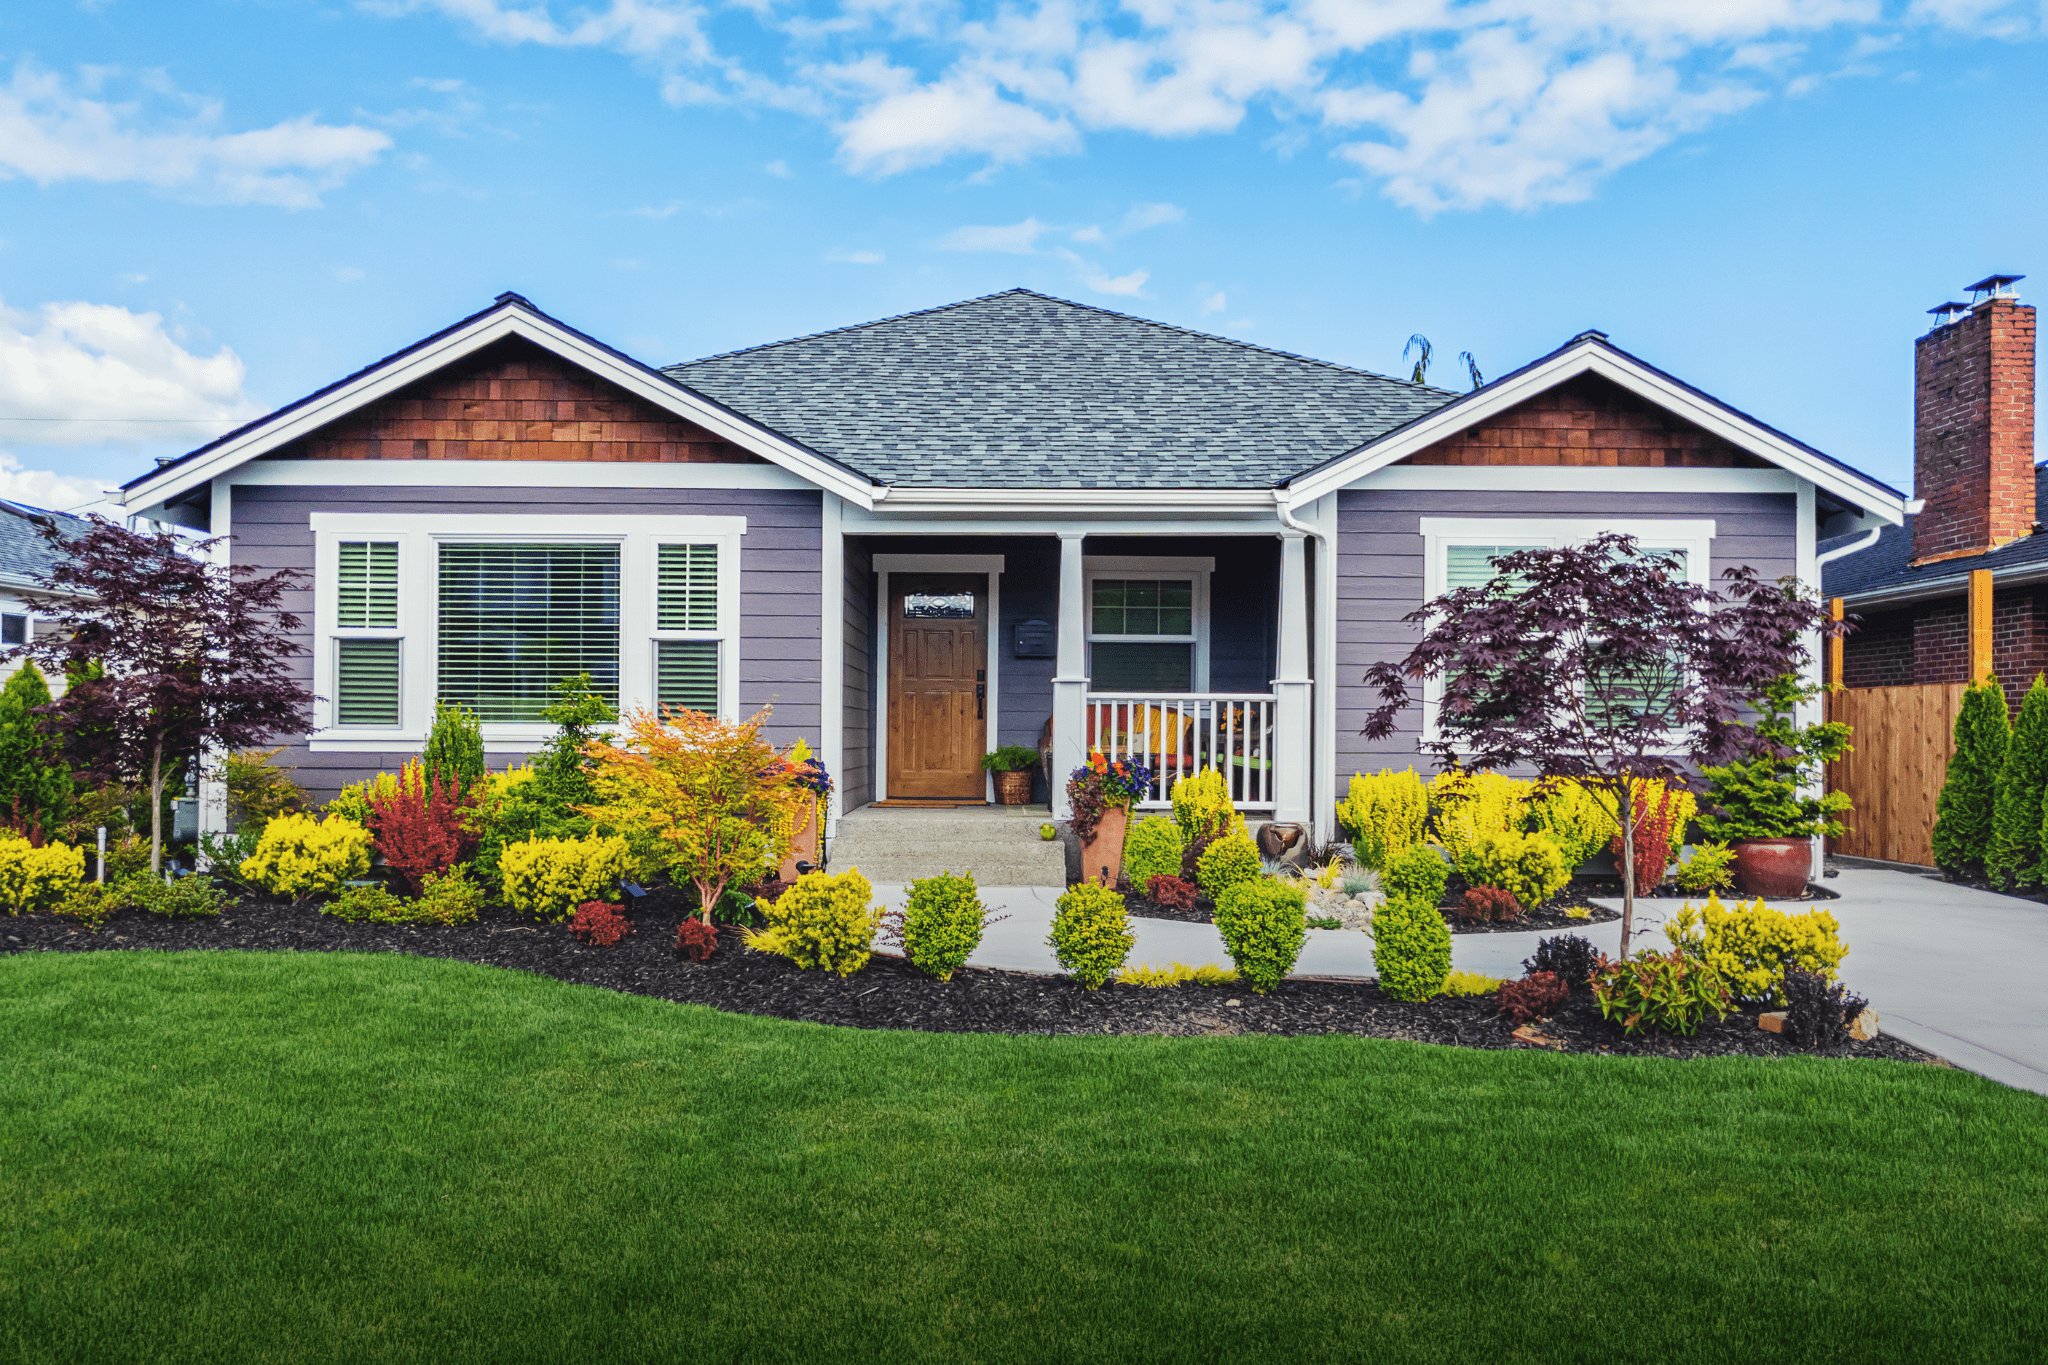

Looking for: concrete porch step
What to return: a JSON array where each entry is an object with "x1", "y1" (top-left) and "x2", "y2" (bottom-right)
[{"x1": 829, "y1": 805, "x2": 1067, "y2": 889}]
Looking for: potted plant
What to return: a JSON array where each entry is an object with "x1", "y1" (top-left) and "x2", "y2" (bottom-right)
[
  {"x1": 777, "y1": 738, "x2": 833, "y2": 882},
  {"x1": 1066, "y1": 750, "x2": 1151, "y2": 887},
  {"x1": 980, "y1": 745, "x2": 1041, "y2": 805},
  {"x1": 1697, "y1": 676, "x2": 1852, "y2": 897}
]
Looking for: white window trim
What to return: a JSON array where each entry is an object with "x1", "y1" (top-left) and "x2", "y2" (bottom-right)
[
  {"x1": 1082, "y1": 554, "x2": 1215, "y2": 692},
  {"x1": 1416, "y1": 518, "x2": 1715, "y2": 747},
  {"x1": 309, "y1": 512, "x2": 746, "y2": 751}
]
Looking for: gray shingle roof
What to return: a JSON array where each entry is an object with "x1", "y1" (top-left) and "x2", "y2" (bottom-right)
[
  {"x1": 0, "y1": 501, "x2": 90, "y2": 588},
  {"x1": 1823, "y1": 465, "x2": 2048, "y2": 601},
  {"x1": 664, "y1": 288, "x2": 1458, "y2": 489}
]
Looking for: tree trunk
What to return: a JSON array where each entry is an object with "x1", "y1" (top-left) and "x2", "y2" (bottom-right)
[
  {"x1": 1617, "y1": 790, "x2": 1636, "y2": 959},
  {"x1": 148, "y1": 737, "x2": 165, "y2": 877}
]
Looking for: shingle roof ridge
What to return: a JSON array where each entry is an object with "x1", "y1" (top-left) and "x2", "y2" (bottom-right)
[
  {"x1": 669, "y1": 287, "x2": 1459, "y2": 397},
  {"x1": 0, "y1": 499, "x2": 91, "y2": 528}
]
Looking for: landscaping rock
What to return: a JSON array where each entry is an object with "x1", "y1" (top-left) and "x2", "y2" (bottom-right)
[{"x1": 1759, "y1": 1011, "x2": 1788, "y2": 1034}]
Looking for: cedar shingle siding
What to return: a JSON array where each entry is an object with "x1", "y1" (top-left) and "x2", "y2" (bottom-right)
[{"x1": 1399, "y1": 374, "x2": 1769, "y2": 469}]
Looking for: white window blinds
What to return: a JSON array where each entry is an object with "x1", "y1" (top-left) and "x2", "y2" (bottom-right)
[
  {"x1": 336, "y1": 639, "x2": 402, "y2": 727},
  {"x1": 438, "y1": 543, "x2": 621, "y2": 722},
  {"x1": 1443, "y1": 544, "x2": 1541, "y2": 592},
  {"x1": 336, "y1": 542, "x2": 399, "y2": 629},
  {"x1": 658, "y1": 544, "x2": 719, "y2": 631},
  {"x1": 656, "y1": 640, "x2": 720, "y2": 714}
]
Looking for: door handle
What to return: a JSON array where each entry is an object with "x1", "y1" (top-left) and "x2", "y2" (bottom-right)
[{"x1": 976, "y1": 669, "x2": 987, "y2": 720}]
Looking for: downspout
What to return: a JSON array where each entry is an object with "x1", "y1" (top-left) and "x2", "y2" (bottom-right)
[{"x1": 1275, "y1": 490, "x2": 1334, "y2": 841}]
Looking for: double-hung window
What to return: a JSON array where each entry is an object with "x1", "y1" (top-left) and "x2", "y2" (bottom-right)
[
  {"x1": 1417, "y1": 518, "x2": 1715, "y2": 744},
  {"x1": 1083, "y1": 556, "x2": 1213, "y2": 692},
  {"x1": 312, "y1": 514, "x2": 744, "y2": 746}
]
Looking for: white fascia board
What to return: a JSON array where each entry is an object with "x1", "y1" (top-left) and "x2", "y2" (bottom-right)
[
  {"x1": 1283, "y1": 341, "x2": 1907, "y2": 524},
  {"x1": 118, "y1": 307, "x2": 878, "y2": 512},
  {"x1": 840, "y1": 513, "x2": 1281, "y2": 537},
  {"x1": 1357, "y1": 466, "x2": 1797, "y2": 494},
  {"x1": 868, "y1": 487, "x2": 1276, "y2": 516},
  {"x1": 226, "y1": 459, "x2": 816, "y2": 492}
]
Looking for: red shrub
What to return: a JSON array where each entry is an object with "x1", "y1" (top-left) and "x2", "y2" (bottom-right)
[
  {"x1": 568, "y1": 900, "x2": 634, "y2": 946},
  {"x1": 368, "y1": 765, "x2": 475, "y2": 895},
  {"x1": 1498, "y1": 971, "x2": 1569, "y2": 1024},
  {"x1": 1610, "y1": 785, "x2": 1682, "y2": 896},
  {"x1": 1460, "y1": 885, "x2": 1521, "y2": 923},
  {"x1": 1147, "y1": 874, "x2": 1197, "y2": 909},
  {"x1": 674, "y1": 918, "x2": 719, "y2": 961}
]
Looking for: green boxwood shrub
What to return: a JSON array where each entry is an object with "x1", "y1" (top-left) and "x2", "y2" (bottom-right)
[
  {"x1": 1459, "y1": 830, "x2": 1569, "y2": 910},
  {"x1": 1123, "y1": 815, "x2": 1186, "y2": 888},
  {"x1": 1382, "y1": 843, "x2": 1450, "y2": 908},
  {"x1": 1214, "y1": 878, "x2": 1307, "y2": 994},
  {"x1": 1372, "y1": 892, "x2": 1452, "y2": 1002},
  {"x1": 1195, "y1": 829, "x2": 1260, "y2": 904},
  {"x1": 901, "y1": 871, "x2": 990, "y2": 982},
  {"x1": 1048, "y1": 882, "x2": 1134, "y2": 989}
]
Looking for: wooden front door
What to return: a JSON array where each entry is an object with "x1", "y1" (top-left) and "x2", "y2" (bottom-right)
[{"x1": 887, "y1": 573, "x2": 988, "y2": 801}]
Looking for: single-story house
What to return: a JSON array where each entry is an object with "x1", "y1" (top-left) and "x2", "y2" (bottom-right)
[
  {"x1": 0, "y1": 500, "x2": 92, "y2": 659},
  {"x1": 114, "y1": 288, "x2": 1910, "y2": 844},
  {"x1": 1825, "y1": 276, "x2": 2039, "y2": 713}
]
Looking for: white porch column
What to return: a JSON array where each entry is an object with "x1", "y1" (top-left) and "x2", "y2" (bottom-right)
[
  {"x1": 1051, "y1": 531, "x2": 1088, "y2": 820},
  {"x1": 1273, "y1": 529, "x2": 1313, "y2": 825},
  {"x1": 820, "y1": 493, "x2": 844, "y2": 847}
]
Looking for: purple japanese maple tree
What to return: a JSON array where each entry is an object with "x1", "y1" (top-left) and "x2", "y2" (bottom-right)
[
  {"x1": 1360, "y1": 532, "x2": 1838, "y2": 954},
  {"x1": 25, "y1": 516, "x2": 314, "y2": 874}
]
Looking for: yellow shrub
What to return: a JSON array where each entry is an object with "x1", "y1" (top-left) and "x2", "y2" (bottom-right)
[
  {"x1": 499, "y1": 835, "x2": 632, "y2": 922},
  {"x1": 1632, "y1": 777, "x2": 1697, "y2": 864},
  {"x1": 1339, "y1": 768, "x2": 1428, "y2": 870},
  {"x1": 1526, "y1": 779, "x2": 1620, "y2": 870},
  {"x1": 1665, "y1": 892, "x2": 1848, "y2": 1007},
  {"x1": 0, "y1": 838, "x2": 85, "y2": 915},
  {"x1": 239, "y1": 813, "x2": 372, "y2": 899},
  {"x1": 1441, "y1": 970, "x2": 1505, "y2": 997},
  {"x1": 326, "y1": 771, "x2": 402, "y2": 827},
  {"x1": 1170, "y1": 767, "x2": 1244, "y2": 846},
  {"x1": 1115, "y1": 961, "x2": 1239, "y2": 987},
  {"x1": 758, "y1": 869, "x2": 882, "y2": 977},
  {"x1": 1428, "y1": 771, "x2": 1534, "y2": 865}
]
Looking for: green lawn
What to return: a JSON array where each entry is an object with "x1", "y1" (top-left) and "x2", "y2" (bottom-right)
[{"x1": 3, "y1": 952, "x2": 2044, "y2": 1364}]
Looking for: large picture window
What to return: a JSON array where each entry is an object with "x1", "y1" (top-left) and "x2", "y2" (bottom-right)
[
  {"x1": 311, "y1": 514, "x2": 744, "y2": 746},
  {"x1": 1084, "y1": 557, "x2": 1213, "y2": 693}
]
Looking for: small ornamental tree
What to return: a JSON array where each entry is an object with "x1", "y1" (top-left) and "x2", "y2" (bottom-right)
[
  {"x1": 0, "y1": 661, "x2": 71, "y2": 838},
  {"x1": 582, "y1": 705, "x2": 809, "y2": 923},
  {"x1": 1931, "y1": 678, "x2": 2010, "y2": 880},
  {"x1": 1362, "y1": 533, "x2": 1838, "y2": 955},
  {"x1": 1987, "y1": 673, "x2": 2048, "y2": 889},
  {"x1": 24, "y1": 516, "x2": 312, "y2": 874}
]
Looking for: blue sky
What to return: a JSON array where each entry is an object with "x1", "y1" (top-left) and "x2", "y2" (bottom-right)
[{"x1": 2, "y1": 0, "x2": 2043, "y2": 511}]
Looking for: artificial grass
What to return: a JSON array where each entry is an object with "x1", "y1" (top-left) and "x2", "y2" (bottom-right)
[{"x1": 2, "y1": 952, "x2": 2043, "y2": 1364}]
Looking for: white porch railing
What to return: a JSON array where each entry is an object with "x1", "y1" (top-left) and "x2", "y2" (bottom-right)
[{"x1": 1083, "y1": 692, "x2": 1278, "y2": 810}]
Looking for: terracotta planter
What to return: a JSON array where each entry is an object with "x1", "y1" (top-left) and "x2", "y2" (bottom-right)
[
  {"x1": 1077, "y1": 804, "x2": 1129, "y2": 888},
  {"x1": 777, "y1": 795, "x2": 822, "y2": 882},
  {"x1": 993, "y1": 769, "x2": 1033, "y2": 805},
  {"x1": 1730, "y1": 838, "x2": 1811, "y2": 898}
]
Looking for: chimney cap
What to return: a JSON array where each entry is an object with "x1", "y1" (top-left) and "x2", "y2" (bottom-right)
[
  {"x1": 1966, "y1": 273, "x2": 2024, "y2": 301},
  {"x1": 1928, "y1": 301, "x2": 1972, "y2": 324}
]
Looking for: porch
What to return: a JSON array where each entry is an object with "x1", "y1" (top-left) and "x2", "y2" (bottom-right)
[{"x1": 838, "y1": 528, "x2": 1319, "y2": 827}]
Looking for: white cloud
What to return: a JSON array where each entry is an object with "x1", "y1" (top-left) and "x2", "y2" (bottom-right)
[
  {"x1": 373, "y1": 0, "x2": 2027, "y2": 211},
  {"x1": 1082, "y1": 268, "x2": 1149, "y2": 297},
  {"x1": 765, "y1": 158, "x2": 792, "y2": 177},
  {"x1": 1119, "y1": 201, "x2": 1185, "y2": 233},
  {"x1": 0, "y1": 453, "x2": 110, "y2": 515},
  {"x1": 0, "y1": 61, "x2": 391, "y2": 208},
  {"x1": 937, "y1": 217, "x2": 1050, "y2": 253},
  {"x1": 826, "y1": 246, "x2": 886, "y2": 263},
  {"x1": 0, "y1": 296, "x2": 262, "y2": 448},
  {"x1": 1202, "y1": 290, "x2": 1226, "y2": 313}
]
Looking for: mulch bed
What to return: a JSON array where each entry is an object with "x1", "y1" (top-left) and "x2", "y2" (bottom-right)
[
  {"x1": 1121, "y1": 883, "x2": 1623, "y2": 934},
  {"x1": 0, "y1": 890, "x2": 1934, "y2": 1064}
]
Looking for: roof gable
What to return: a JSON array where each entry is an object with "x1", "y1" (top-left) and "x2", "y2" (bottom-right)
[
  {"x1": 666, "y1": 288, "x2": 1456, "y2": 490},
  {"x1": 1398, "y1": 372, "x2": 1772, "y2": 470}
]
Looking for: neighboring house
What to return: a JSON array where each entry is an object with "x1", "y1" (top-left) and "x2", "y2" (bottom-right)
[
  {"x1": 0, "y1": 499, "x2": 92, "y2": 659},
  {"x1": 1824, "y1": 276, "x2": 2039, "y2": 714},
  {"x1": 114, "y1": 288, "x2": 1909, "y2": 843}
]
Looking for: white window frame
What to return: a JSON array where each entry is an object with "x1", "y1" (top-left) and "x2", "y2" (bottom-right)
[
  {"x1": 1416, "y1": 518, "x2": 1715, "y2": 746},
  {"x1": 0, "y1": 601, "x2": 32, "y2": 654},
  {"x1": 309, "y1": 512, "x2": 746, "y2": 750},
  {"x1": 1082, "y1": 555, "x2": 1215, "y2": 692}
]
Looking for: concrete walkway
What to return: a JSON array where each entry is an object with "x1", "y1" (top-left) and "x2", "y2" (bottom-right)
[{"x1": 870, "y1": 867, "x2": 2048, "y2": 1095}]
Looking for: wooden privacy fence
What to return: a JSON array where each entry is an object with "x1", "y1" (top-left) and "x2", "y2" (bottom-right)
[{"x1": 1827, "y1": 683, "x2": 1965, "y2": 867}]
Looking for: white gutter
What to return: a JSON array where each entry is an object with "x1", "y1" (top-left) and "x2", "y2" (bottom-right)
[
  {"x1": 1274, "y1": 490, "x2": 1336, "y2": 841},
  {"x1": 1815, "y1": 526, "x2": 1881, "y2": 572}
]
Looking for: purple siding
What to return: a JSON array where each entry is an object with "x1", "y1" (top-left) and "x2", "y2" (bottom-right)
[
  {"x1": 1333, "y1": 488, "x2": 1799, "y2": 796},
  {"x1": 233, "y1": 482, "x2": 822, "y2": 803},
  {"x1": 841, "y1": 539, "x2": 874, "y2": 810}
]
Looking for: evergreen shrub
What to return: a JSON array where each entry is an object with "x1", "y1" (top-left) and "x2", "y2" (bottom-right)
[
  {"x1": 1665, "y1": 892, "x2": 1847, "y2": 1007},
  {"x1": 758, "y1": 869, "x2": 882, "y2": 977},
  {"x1": 499, "y1": 835, "x2": 632, "y2": 922},
  {"x1": 1371, "y1": 892, "x2": 1452, "y2": 1002},
  {"x1": 415, "y1": 867, "x2": 485, "y2": 925},
  {"x1": 1930, "y1": 678, "x2": 2008, "y2": 878},
  {"x1": 1672, "y1": 841, "x2": 1737, "y2": 894},
  {"x1": 1989, "y1": 673, "x2": 2048, "y2": 888},
  {"x1": 1459, "y1": 829, "x2": 1569, "y2": 909},
  {"x1": 1195, "y1": 830, "x2": 1261, "y2": 904},
  {"x1": 0, "y1": 662, "x2": 70, "y2": 836},
  {"x1": 1337, "y1": 768, "x2": 1428, "y2": 870},
  {"x1": 1382, "y1": 843, "x2": 1450, "y2": 908},
  {"x1": 1523, "y1": 934, "x2": 1600, "y2": 990},
  {"x1": 1123, "y1": 816, "x2": 1186, "y2": 887},
  {"x1": 1170, "y1": 768, "x2": 1239, "y2": 847},
  {"x1": 1214, "y1": 878, "x2": 1307, "y2": 993},
  {"x1": 1048, "y1": 882, "x2": 1134, "y2": 989},
  {"x1": 422, "y1": 702, "x2": 487, "y2": 792},
  {"x1": 900, "y1": 871, "x2": 991, "y2": 981},
  {"x1": 0, "y1": 837, "x2": 84, "y2": 914},
  {"x1": 325, "y1": 884, "x2": 408, "y2": 924},
  {"x1": 239, "y1": 813, "x2": 373, "y2": 900},
  {"x1": 1525, "y1": 779, "x2": 1617, "y2": 871},
  {"x1": 1115, "y1": 961, "x2": 1237, "y2": 987},
  {"x1": 1427, "y1": 770, "x2": 1534, "y2": 866}
]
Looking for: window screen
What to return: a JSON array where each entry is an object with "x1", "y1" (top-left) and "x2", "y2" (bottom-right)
[
  {"x1": 1091, "y1": 579, "x2": 1193, "y2": 636},
  {"x1": 438, "y1": 543, "x2": 620, "y2": 721},
  {"x1": 656, "y1": 640, "x2": 720, "y2": 714},
  {"x1": 1090, "y1": 642, "x2": 1194, "y2": 691},
  {"x1": 657, "y1": 544, "x2": 719, "y2": 631},
  {"x1": 336, "y1": 638, "x2": 402, "y2": 727},
  {"x1": 0, "y1": 613, "x2": 24, "y2": 646},
  {"x1": 337, "y1": 541, "x2": 399, "y2": 629}
]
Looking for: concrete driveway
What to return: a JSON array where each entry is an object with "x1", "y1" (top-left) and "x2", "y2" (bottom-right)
[{"x1": 873, "y1": 866, "x2": 2048, "y2": 1096}]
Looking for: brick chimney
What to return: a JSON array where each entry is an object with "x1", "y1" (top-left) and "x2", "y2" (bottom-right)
[{"x1": 1913, "y1": 274, "x2": 2037, "y2": 565}]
